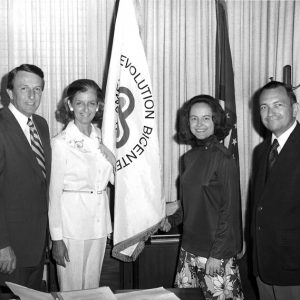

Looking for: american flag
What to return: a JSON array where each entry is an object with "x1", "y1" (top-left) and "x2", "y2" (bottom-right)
[{"x1": 215, "y1": 0, "x2": 239, "y2": 165}]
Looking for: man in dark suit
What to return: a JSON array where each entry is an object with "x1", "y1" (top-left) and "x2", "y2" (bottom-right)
[
  {"x1": 0, "y1": 64, "x2": 51, "y2": 290},
  {"x1": 251, "y1": 80, "x2": 300, "y2": 300}
]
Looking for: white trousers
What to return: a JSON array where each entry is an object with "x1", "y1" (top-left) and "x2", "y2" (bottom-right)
[{"x1": 57, "y1": 237, "x2": 107, "y2": 291}]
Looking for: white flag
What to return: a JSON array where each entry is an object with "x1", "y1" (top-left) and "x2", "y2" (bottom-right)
[{"x1": 102, "y1": 0, "x2": 165, "y2": 262}]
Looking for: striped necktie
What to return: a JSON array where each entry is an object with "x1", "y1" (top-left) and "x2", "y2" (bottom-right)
[{"x1": 27, "y1": 118, "x2": 46, "y2": 179}]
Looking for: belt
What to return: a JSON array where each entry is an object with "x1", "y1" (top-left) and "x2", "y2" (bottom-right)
[{"x1": 63, "y1": 189, "x2": 103, "y2": 194}]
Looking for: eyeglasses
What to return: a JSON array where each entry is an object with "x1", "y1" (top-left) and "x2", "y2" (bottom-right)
[{"x1": 18, "y1": 86, "x2": 43, "y2": 96}]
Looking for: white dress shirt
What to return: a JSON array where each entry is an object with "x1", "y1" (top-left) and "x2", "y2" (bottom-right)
[
  {"x1": 49, "y1": 121, "x2": 113, "y2": 240},
  {"x1": 272, "y1": 120, "x2": 297, "y2": 154}
]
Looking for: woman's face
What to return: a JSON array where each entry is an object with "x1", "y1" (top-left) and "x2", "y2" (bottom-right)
[
  {"x1": 68, "y1": 89, "x2": 99, "y2": 126},
  {"x1": 189, "y1": 102, "x2": 214, "y2": 140}
]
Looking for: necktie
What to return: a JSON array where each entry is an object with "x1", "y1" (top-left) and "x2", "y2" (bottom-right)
[
  {"x1": 266, "y1": 138, "x2": 279, "y2": 179},
  {"x1": 27, "y1": 118, "x2": 46, "y2": 178}
]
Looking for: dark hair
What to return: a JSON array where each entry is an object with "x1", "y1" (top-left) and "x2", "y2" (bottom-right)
[
  {"x1": 259, "y1": 80, "x2": 297, "y2": 104},
  {"x1": 56, "y1": 79, "x2": 104, "y2": 127},
  {"x1": 177, "y1": 94, "x2": 229, "y2": 145},
  {"x1": 7, "y1": 64, "x2": 45, "y2": 90}
]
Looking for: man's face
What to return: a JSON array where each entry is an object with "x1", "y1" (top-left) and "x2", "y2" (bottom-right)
[
  {"x1": 259, "y1": 86, "x2": 298, "y2": 137},
  {"x1": 7, "y1": 70, "x2": 43, "y2": 117}
]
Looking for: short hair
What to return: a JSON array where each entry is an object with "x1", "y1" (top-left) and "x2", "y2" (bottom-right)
[
  {"x1": 7, "y1": 64, "x2": 45, "y2": 90},
  {"x1": 56, "y1": 79, "x2": 104, "y2": 127},
  {"x1": 259, "y1": 80, "x2": 297, "y2": 104},
  {"x1": 177, "y1": 94, "x2": 229, "y2": 145}
]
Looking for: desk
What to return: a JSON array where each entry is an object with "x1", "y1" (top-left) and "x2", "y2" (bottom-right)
[
  {"x1": 0, "y1": 294, "x2": 17, "y2": 300},
  {"x1": 0, "y1": 288, "x2": 204, "y2": 300},
  {"x1": 116, "y1": 288, "x2": 204, "y2": 300}
]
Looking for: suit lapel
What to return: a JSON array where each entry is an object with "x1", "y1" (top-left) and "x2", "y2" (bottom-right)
[
  {"x1": 4, "y1": 108, "x2": 45, "y2": 181},
  {"x1": 267, "y1": 123, "x2": 300, "y2": 185},
  {"x1": 254, "y1": 138, "x2": 270, "y2": 203}
]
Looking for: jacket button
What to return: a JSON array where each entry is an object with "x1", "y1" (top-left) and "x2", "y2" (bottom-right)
[
  {"x1": 257, "y1": 226, "x2": 261, "y2": 231},
  {"x1": 257, "y1": 206, "x2": 263, "y2": 212}
]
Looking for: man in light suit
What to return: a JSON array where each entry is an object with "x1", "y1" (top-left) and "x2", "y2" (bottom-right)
[
  {"x1": 0, "y1": 64, "x2": 51, "y2": 290},
  {"x1": 251, "y1": 80, "x2": 300, "y2": 300}
]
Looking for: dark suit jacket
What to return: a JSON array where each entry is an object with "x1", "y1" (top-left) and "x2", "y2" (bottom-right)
[
  {"x1": 251, "y1": 122, "x2": 300, "y2": 285},
  {"x1": 0, "y1": 107, "x2": 51, "y2": 267}
]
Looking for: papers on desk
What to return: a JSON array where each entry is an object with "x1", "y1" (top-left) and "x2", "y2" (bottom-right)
[
  {"x1": 5, "y1": 282, "x2": 53, "y2": 300},
  {"x1": 5, "y1": 282, "x2": 115, "y2": 300},
  {"x1": 57, "y1": 287, "x2": 116, "y2": 300},
  {"x1": 115, "y1": 287, "x2": 180, "y2": 300},
  {"x1": 6, "y1": 282, "x2": 179, "y2": 300}
]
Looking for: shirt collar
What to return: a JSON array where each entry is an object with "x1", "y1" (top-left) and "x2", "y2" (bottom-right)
[
  {"x1": 272, "y1": 120, "x2": 297, "y2": 153},
  {"x1": 8, "y1": 103, "x2": 30, "y2": 131},
  {"x1": 64, "y1": 121, "x2": 101, "y2": 152},
  {"x1": 66, "y1": 121, "x2": 100, "y2": 142}
]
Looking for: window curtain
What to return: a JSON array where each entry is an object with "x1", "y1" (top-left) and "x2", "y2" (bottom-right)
[
  {"x1": 226, "y1": 0, "x2": 300, "y2": 232},
  {"x1": 1, "y1": 0, "x2": 300, "y2": 236}
]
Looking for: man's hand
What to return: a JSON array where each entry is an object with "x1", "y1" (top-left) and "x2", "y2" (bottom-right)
[
  {"x1": 160, "y1": 217, "x2": 171, "y2": 232},
  {"x1": 52, "y1": 240, "x2": 69, "y2": 268},
  {"x1": 205, "y1": 257, "x2": 222, "y2": 276},
  {"x1": 0, "y1": 246, "x2": 16, "y2": 274}
]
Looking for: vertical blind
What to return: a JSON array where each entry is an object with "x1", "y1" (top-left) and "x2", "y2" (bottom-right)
[{"x1": 1, "y1": 0, "x2": 300, "y2": 232}]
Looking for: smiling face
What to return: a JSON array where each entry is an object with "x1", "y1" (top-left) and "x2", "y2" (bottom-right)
[
  {"x1": 68, "y1": 88, "x2": 99, "y2": 128},
  {"x1": 189, "y1": 102, "x2": 215, "y2": 140},
  {"x1": 259, "y1": 86, "x2": 298, "y2": 137},
  {"x1": 7, "y1": 70, "x2": 43, "y2": 117}
]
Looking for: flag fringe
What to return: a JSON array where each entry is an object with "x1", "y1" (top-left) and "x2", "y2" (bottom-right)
[{"x1": 112, "y1": 219, "x2": 163, "y2": 262}]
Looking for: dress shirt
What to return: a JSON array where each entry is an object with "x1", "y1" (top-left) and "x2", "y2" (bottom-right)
[
  {"x1": 49, "y1": 121, "x2": 113, "y2": 241},
  {"x1": 272, "y1": 120, "x2": 297, "y2": 154},
  {"x1": 8, "y1": 103, "x2": 31, "y2": 144}
]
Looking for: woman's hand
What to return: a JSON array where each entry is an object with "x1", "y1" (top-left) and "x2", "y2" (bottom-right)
[
  {"x1": 160, "y1": 217, "x2": 171, "y2": 232},
  {"x1": 52, "y1": 240, "x2": 69, "y2": 267},
  {"x1": 205, "y1": 257, "x2": 222, "y2": 276}
]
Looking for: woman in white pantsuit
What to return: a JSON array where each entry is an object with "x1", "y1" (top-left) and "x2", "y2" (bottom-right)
[{"x1": 48, "y1": 79, "x2": 115, "y2": 291}]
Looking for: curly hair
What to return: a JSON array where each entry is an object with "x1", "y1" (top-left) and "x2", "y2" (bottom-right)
[
  {"x1": 177, "y1": 94, "x2": 229, "y2": 145},
  {"x1": 56, "y1": 79, "x2": 104, "y2": 127}
]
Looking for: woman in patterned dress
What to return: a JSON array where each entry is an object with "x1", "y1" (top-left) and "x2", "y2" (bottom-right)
[{"x1": 161, "y1": 95, "x2": 244, "y2": 300}]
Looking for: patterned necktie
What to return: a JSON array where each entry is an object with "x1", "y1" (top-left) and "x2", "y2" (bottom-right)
[
  {"x1": 27, "y1": 118, "x2": 46, "y2": 178},
  {"x1": 266, "y1": 138, "x2": 279, "y2": 179}
]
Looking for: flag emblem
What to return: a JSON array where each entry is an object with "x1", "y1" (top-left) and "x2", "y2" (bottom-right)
[{"x1": 102, "y1": 0, "x2": 165, "y2": 261}]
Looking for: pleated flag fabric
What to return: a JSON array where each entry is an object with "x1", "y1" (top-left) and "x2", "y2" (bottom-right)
[{"x1": 102, "y1": 0, "x2": 165, "y2": 262}]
